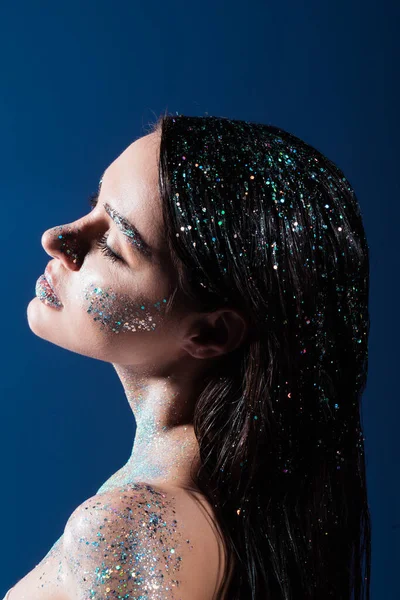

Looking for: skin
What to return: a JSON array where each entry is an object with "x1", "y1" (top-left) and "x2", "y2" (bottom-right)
[{"x1": 26, "y1": 129, "x2": 248, "y2": 494}]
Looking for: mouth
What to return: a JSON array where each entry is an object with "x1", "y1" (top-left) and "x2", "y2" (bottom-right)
[{"x1": 35, "y1": 273, "x2": 63, "y2": 309}]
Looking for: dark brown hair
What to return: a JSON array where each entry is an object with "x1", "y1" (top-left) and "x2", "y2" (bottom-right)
[{"x1": 151, "y1": 113, "x2": 371, "y2": 599}]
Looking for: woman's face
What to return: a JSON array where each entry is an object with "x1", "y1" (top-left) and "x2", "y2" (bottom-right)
[{"x1": 27, "y1": 131, "x2": 186, "y2": 371}]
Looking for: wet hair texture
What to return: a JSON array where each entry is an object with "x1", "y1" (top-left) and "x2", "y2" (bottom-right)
[{"x1": 150, "y1": 113, "x2": 371, "y2": 600}]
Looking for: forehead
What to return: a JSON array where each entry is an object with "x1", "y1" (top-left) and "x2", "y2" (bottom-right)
[{"x1": 104, "y1": 131, "x2": 163, "y2": 251}]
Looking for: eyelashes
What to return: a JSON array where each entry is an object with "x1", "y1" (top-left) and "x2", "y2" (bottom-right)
[
  {"x1": 95, "y1": 233, "x2": 123, "y2": 263},
  {"x1": 89, "y1": 193, "x2": 123, "y2": 263}
]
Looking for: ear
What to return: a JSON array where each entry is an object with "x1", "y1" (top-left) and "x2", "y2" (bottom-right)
[{"x1": 181, "y1": 309, "x2": 248, "y2": 360}]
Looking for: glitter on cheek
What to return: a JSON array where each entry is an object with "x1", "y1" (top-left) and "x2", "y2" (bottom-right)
[{"x1": 83, "y1": 282, "x2": 169, "y2": 334}]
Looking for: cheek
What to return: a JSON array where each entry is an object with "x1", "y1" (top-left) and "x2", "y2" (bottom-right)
[{"x1": 81, "y1": 282, "x2": 169, "y2": 335}]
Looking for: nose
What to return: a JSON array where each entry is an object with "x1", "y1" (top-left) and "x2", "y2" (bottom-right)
[{"x1": 41, "y1": 223, "x2": 84, "y2": 271}]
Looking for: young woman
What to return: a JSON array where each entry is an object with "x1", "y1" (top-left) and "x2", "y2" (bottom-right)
[{"x1": 6, "y1": 114, "x2": 371, "y2": 599}]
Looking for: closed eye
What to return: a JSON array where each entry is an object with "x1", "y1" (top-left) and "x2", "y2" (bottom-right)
[
  {"x1": 88, "y1": 189, "x2": 151, "y2": 260},
  {"x1": 88, "y1": 192, "x2": 124, "y2": 264},
  {"x1": 96, "y1": 233, "x2": 123, "y2": 263}
]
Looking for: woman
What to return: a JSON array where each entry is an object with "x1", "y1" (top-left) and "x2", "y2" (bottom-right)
[{"x1": 6, "y1": 114, "x2": 371, "y2": 599}]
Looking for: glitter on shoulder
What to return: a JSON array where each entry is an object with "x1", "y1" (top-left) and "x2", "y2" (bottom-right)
[{"x1": 62, "y1": 482, "x2": 193, "y2": 599}]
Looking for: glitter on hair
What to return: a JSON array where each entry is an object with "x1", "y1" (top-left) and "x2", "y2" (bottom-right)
[{"x1": 152, "y1": 114, "x2": 371, "y2": 599}]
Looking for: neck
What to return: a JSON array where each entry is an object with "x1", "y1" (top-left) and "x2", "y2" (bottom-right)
[
  {"x1": 126, "y1": 421, "x2": 201, "y2": 489},
  {"x1": 97, "y1": 364, "x2": 204, "y2": 495}
]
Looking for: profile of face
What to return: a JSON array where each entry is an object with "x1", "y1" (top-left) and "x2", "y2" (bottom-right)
[{"x1": 27, "y1": 131, "x2": 192, "y2": 372}]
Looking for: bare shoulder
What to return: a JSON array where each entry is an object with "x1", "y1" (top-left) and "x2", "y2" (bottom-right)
[{"x1": 62, "y1": 481, "x2": 233, "y2": 600}]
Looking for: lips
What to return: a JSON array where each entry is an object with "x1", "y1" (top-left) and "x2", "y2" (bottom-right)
[
  {"x1": 44, "y1": 268, "x2": 57, "y2": 295},
  {"x1": 35, "y1": 273, "x2": 63, "y2": 309}
]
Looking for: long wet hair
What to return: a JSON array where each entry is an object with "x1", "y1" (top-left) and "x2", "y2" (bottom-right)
[{"x1": 150, "y1": 114, "x2": 371, "y2": 599}]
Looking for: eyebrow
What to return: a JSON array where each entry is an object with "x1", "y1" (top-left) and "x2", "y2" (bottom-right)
[{"x1": 98, "y1": 171, "x2": 153, "y2": 260}]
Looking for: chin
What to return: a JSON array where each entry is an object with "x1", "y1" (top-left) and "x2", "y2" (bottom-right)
[
  {"x1": 26, "y1": 298, "x2": 106, "y2": 361},
  {"x1": 26, "y1": 297, "x2": 63, "y2": 342},
  {"x1": 27, "y1": 297, "x2": 47, "y2": 336}
]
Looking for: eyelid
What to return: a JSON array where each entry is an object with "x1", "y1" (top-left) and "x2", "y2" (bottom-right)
[
  {"x1": 103, "y1": 203, "x2": 147, "y2": 255},
  {"x1": 88, "y1": 191, "x2": 147, "y2": 259},
  {"x1": 96, "y1": 232, "x2": 123, "y2": 263},
  {"x1": 89, "y1": 193, "x2": 129, "y2": 266}
]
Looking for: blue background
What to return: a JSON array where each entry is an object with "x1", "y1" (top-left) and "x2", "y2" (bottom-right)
[{"x1": 0, "y1": 0, "x2": 398, "y2": 597}]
